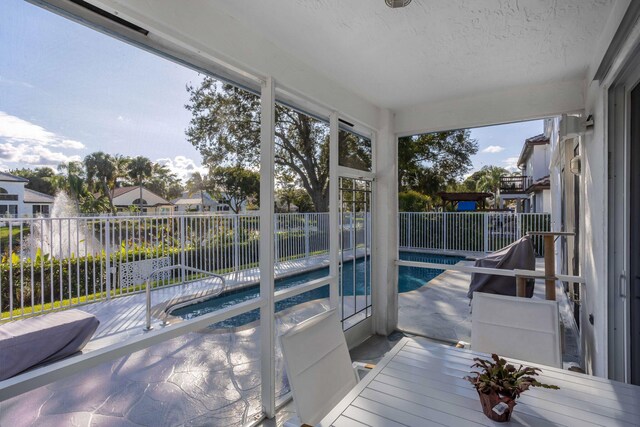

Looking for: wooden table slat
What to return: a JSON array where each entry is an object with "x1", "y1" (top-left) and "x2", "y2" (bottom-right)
[
  {"x1": 319, "y1": 338, "x2": 640, "y2": 427},
  {"x1": 372, "y1": 370, "x2": 638, "y2": 426},
  {"x1": 351, "y1": 396, "x2": 451, "y2": 427},
  {"x1": 359, "y1": 388, "x2": 487, "y2": 427},
  {"x1": 404, "y1": 340, "x2": 640, "y2": 396},
  {"x1": 332, "y1": 415, "x2": 371, "y2": 427},
  {"x1": 393, "y1": 350, "x2": 640, "y2": 406}
]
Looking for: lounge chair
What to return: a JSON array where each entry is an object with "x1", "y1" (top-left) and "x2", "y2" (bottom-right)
[{"x1": 0, "y1": 309, "x2": 99, "y2": 380}]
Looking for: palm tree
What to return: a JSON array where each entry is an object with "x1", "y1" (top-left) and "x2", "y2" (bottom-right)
[
  {"x1": 186, "y1": 172, "x2": 208, "y2": 211},
  {"x1": 127, "y1": 156, "x2": 154, "y2": 212},
  {"x1": 112, "y1": 154, "x2": 131, "y2": 188},
  {"x1": 84, "y1": 152, "x2": 117, "y2": 213}
]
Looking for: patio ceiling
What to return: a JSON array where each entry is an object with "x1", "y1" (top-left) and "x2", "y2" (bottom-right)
[
  {"x1": 63, "y1": 0, "x2": 624, "y2": 130},
  {"x1": 212, "y1": 0, "x2": 616, "y2": 110}
]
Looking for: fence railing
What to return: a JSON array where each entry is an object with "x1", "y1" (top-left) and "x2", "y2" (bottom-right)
[
  {"x1": 2, "y1": 210, "x2": 549, "y2": 321},
  {"x1": 0, "y1": 212, "x2": 331, "y2": 320},
  {"x1": 399, "y1": 212, "x2": 550, "y2": 255}
]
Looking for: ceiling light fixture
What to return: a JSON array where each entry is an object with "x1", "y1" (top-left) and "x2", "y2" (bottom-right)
[{"x1": 385, "y1": 0, "x2": 412, "y2": 8}]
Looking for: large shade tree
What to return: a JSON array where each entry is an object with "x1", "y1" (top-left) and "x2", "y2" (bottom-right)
[
  {"x1": 185, "y1": 78, "x2": 331, "y2": 212},
  {"x1": 209, "y1": 165, "x2": 259, "y2": 214},
  {"x1": 398, "y1": 130, "x2": 478, "y2": 197}
]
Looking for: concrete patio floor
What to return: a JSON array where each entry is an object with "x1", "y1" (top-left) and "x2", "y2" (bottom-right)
[{"x1": 398, "y1": 258, "x2": 581, "y2": 366}]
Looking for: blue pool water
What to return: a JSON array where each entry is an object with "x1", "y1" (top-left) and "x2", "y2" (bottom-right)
[
  {"x1": 398, "y1": 252, "x2": 464, "y2": 293},
  {"x1": 172, "y1": 252, "x2": 463, "y2": 328}
]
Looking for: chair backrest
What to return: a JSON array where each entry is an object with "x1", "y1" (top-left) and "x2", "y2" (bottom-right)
[
  {"x1": 471, "y1": 292, "x2": 562, "y2": 368},
  {"x1": 280, "y1": 308, "x2": 357, "y2": 425}
]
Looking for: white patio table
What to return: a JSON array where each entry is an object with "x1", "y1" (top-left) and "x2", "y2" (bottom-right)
[{"x1": 319, "y1": 337, "x2": 640, "y2": 426}]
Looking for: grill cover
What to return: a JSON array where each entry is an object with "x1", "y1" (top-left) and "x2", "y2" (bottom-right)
[{"x1": 467, "y1": 236, "x2": 536, "y2": 299}]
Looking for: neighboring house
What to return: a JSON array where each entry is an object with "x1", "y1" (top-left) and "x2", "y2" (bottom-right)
[
  {"x1": 0, "y1": 172, "x2": 54, "y2": 217},
  {"x1": 109, "y1": 186, "x2": 173, "y2": 214},
  {"x1": 499, "y1": 132, "x2": 551, "y2": 213},
  {"x1": 172, "y1": 191, "x2": 233, "y2": 213}
]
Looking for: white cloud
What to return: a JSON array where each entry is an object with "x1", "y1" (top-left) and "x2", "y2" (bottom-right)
[
  {"x1": 502, "y1": 157, "x2": 520, "y2": 172},
  {"x1": 481, "y1": 145, "x2": 505, "y2": 153},
  {"x1": 0, "y1": 142, "x2": 81, "y2": 166},
  {"x1": 0, "y1": 111, "x2": 86, "y2": 167},
  {"x1": 55, "y1": 139, "x2": 85, "y2": 149},
  {"x1": 0, "y1": 75, "x2": 34, "y2": 89},
  {"x1": 156, "y1": 156, "x2": 207, "y2": 182}
]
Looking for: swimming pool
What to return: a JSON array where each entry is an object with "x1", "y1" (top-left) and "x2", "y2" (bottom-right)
[{"x1": 172, "y1": 251, "x2": 464, "y2": 327}]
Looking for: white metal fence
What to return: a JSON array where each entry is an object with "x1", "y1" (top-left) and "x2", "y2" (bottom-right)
[
  {"x1": 399, "y1": 212, "x2": 551, "y2": 255},
  {"x1": 0, "y1": 212, "x2": 331, "y2": 320},
  {"x1": 1, "y1": 211, "x2": 549, "y2": 321}
]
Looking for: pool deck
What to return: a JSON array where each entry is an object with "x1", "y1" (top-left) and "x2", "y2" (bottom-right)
[{"x1": 398, "y1": 258, "x2": 581, "y2": 366}]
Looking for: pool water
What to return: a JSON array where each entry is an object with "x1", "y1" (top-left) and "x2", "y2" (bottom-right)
[
  {"x1": 172, "y1": 252, "x2": 463, "y2": 328},
  {"x1": 398, "y1": 252, "x2": 464, "y2": 293}
]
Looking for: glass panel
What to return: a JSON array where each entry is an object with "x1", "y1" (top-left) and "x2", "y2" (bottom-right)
[
  {"x1": 339, "y1": 177, "x2": 372, "y2": 330},
  {"x1": 338, "y1": 129, "x2": 372, "y2": 171}
]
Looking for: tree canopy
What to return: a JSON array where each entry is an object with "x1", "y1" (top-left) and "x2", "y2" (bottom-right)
[
  {"x1": 9, "y1": 167, "x2": 57, "y2": 195},
  {"x1": 209, "y1": 165, "x2": 260, "y2": 214},
  {"x1": 398, "y1": 130, "x2": 478, "y2": 197},
  {"x1": 185, "y1": 78, "x2": 331, "y2": 212}
]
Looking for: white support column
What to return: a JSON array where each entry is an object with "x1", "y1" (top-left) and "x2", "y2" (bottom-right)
[
  {"x1": 372, "y1": 108, "x2": 398, "y2": 335},
  {"x1": 329, "y1": 112, "x2": 340, "y2": 309},
  {"x1": 259, "y1": 76, "x2": 276, "y2": 418}
]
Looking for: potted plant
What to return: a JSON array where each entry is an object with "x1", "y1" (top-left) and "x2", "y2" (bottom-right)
[{"x1": 464, "y1": 354, "x2": 559, "y2": 422}]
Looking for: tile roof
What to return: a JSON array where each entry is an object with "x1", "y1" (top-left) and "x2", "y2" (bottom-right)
[
  {"x1": 23, "y1": 188, "x2": 55, "y2": 204},
  {"x1": 0, "y1": 172, "x2": 29, "y2": 183}
]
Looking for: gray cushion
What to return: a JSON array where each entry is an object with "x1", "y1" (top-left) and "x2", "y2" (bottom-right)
[{"x1": 0, "y1": 309, "x2": 99, "y2": 380}]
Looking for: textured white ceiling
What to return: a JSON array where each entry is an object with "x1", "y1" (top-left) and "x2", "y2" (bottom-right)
[{"x1": 212, "y1": 0, "x2": 615, "y2": 109}]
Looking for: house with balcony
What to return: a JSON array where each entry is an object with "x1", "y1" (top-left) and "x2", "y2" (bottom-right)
[
  {"x1": 1, "y1": 1, "x2": 640, "y2": 426},
  {"x1": 499, "y1": 133, "x2": 552, "y2": 213},
  {"x1": 0, "y1": 172, "x2": 54, "y2": 217}
]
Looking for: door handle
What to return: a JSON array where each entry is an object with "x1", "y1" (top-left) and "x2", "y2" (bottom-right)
[{"x1": 619, "y1": 273, "x2": 627, "y2": 298}]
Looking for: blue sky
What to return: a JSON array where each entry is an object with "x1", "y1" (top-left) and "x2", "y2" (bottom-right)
[{"x1": 0, "y1": 0, "x2": 541, "y2": 181}]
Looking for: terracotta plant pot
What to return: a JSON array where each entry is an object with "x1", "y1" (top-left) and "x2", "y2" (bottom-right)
[{"x1": 477, "y1": 390, "x2": 516, "y2": 422}]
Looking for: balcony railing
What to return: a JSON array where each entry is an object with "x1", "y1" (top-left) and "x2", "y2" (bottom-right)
[{"x1": 499, "y1": 175, "x2": 531, "y2": 193}]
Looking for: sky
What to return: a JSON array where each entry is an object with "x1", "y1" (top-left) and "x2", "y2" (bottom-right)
[{"x1": 0, "y1": 0, "x2": 542, "y2": 182}]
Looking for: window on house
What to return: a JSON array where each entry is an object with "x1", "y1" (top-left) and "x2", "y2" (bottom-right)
[{"x1": 0, "y1": 187, "x2": 18, "y2": 201}]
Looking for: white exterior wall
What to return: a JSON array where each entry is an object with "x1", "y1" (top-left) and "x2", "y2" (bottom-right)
[
  {"x1": 0, "y1": 181, "x2": 29, "y2": 217},
  {"x1": 542, "y1": 189, "x2": 551, "y2": 214},
  {"x1": 532, "y1": 144, "x2": 551, "y2": 181},
  {"x1": 577, "y1": 81, "x2": 608, "y2": 377}
]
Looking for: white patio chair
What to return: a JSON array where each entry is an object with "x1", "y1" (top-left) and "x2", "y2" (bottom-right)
[
  {"x1": 280, "y1": 308, "x2": 371, "y2": 426},
  {"x1": 471, "y1": 292, "x2": 562, "y2": 368}
]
